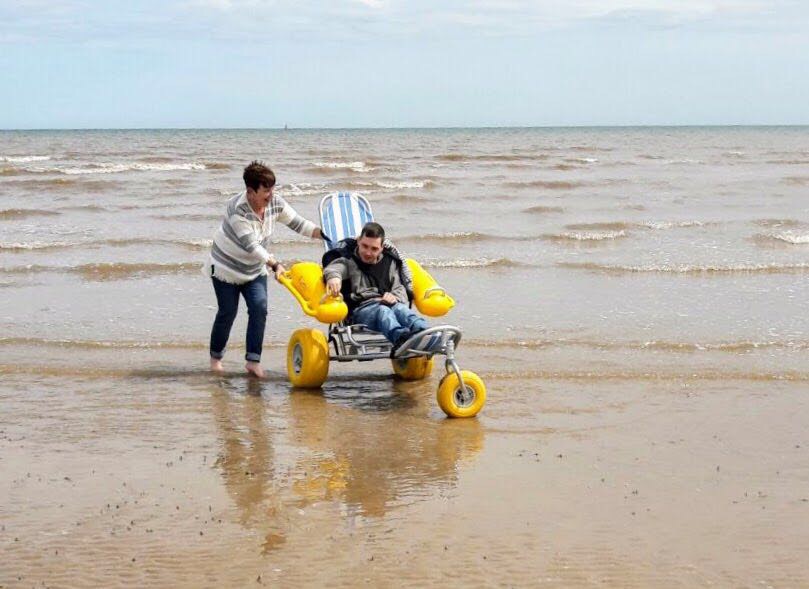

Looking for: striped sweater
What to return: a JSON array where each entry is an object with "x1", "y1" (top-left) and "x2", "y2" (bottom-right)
[{"x1": 208, "y1": 191, "x2": 318, "y2": 284}]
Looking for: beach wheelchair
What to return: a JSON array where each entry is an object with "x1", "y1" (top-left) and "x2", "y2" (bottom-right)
[{"x1": 277, "y1": 192, "x2": 486, "y2": 418}]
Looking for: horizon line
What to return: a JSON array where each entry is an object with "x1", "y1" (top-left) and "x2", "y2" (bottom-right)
[{"x1": 2, "y1": 124, "x2": 809, "y2": 132}]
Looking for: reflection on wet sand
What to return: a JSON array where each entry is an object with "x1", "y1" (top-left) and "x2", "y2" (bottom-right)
[
  {"x1": 209, "y1": 374, "x2": 485, "y2": 548},
  {"x1": 210, "y1": 378, "x2": 285, "y2": 553}
]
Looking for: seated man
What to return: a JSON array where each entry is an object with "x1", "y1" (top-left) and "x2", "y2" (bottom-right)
[{"x1": 324, "y1": 222, "x2": 428, "y2": 351}]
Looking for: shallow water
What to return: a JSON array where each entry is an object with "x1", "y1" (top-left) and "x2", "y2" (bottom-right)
[{"x1": 1, "y1": 127, "x2": 808, "y2": 586}]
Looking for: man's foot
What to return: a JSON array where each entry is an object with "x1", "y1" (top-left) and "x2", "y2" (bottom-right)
[
  {"x1": 390, "y1": 333, "x2": 411, "y2": 358},
  {"x1": 210, "y1": 358, "x2": 224, "y2": 373},
  {"x1": 408, "y1": 330, "x2": 443, "y2": 353},
  {"x1": 245, "y1": 361, "x2": 265, "y2": 378}
]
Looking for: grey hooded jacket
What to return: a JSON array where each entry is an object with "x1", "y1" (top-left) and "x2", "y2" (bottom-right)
[{"x1": 322, "y1": 239, "x2": 412, "y2": 313}]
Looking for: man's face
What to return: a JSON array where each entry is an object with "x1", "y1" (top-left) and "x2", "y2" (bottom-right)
[{"x1": 357, "y1": 235, "x2": 383, "y2": 264}]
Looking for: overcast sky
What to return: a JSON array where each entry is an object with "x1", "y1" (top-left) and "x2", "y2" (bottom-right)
[{"x1": 1, "y1": 0, "x2": 808, "y2": 128}]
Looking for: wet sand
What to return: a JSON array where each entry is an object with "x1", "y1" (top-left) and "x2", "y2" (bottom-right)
[
  {"x1": 2, "y1": 127, "x2": 809, "y2": 586},
  {"x1": 2, "y1": 346, "x2": 808, "y2": 587}
]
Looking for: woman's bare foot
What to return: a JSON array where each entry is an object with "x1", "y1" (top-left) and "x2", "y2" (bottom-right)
[
  {"x1": 245, "y1": 361, "x2": 264, "y2": 378},
  {"x1": 210, "y1": 358, "x2": 224, "y2": 373}
]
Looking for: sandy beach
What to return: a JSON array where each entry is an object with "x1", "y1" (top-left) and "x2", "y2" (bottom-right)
[{"x1": 2, "y1": 127, "x2": 808, "y2": 586}]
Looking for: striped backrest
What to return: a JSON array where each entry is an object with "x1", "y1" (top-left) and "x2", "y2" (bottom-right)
[{"x1": 319, "y1": 192, "x2": 374, "y2": 250}]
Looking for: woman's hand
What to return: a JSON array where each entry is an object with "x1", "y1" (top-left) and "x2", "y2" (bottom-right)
[{"x1": 273, "y1": 263, "x2": 286, "y2": 281}]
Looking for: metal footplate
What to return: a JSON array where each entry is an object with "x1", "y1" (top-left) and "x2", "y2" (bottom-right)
[{"x1": 392, "y1": 325, "x2": 462, "y2": 359}]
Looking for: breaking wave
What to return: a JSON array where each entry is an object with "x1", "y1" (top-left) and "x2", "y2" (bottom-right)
[
  {"x1": 0, "y1": 209, "x2": 61, "y2": 220},
  {"x1": 311, "y1": 161, "x2": 373, "y2": 173},
  {"x1": 0, "y1": 241, "x2": 77, "y2": 251},
  {"x1": 0, "y1": 337, "x2": 207, "y2": 350},
  {"x1": 435, "y1": 153, "x2": 550, "y2": 162},
  {"x1": 505, "y1": 180, "x2": 585, "y2": 190},
  {"x1": 753, "y1": 218, "x2": 801, "y2": 228},
  {"x1": 0, "y1": 155, "x2": 51, "y2": 163},
  {"x1": 5, "y1": 178, "x2": 121, "y2": 192},
  {"x1": 559, "y1": 261, "x2": 809, "y2": 275},
  {"x1": 5, "y1": 161, "x2": 209, "y2": 176},
  {"x1": 3, "y1": 262, "x2": 203, "y2": 280},
  {"x1": 464, "y1": 338, "x2": 809, "y2": 353},
  {"x1": 59, "y1": 162, "x2": 207, "y2": 175},
  {"x1": 545, "y1": 230, "x2": 627, "y2": 242},
  {"x1": 150, "y1": 213, "x2": 221, "y2": 221},
  {"x1": 0, "y1": 237, "x2": 213, "y2": 253},
  {"x1": 524, "y1": 205, "x2": 564, "y2": 214},
  {"x1": 420, "y1": 257, "x2": 530, "y2": 269},
  {"x1": 755, "y1": 232, "x2": 809, "y2": 245},
  {"x1": 563, "y1": 220, "x2": 710, "y2": 231}
]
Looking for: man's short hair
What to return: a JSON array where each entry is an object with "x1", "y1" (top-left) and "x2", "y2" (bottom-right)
[
  {"x1": 243, "y1": 161, "x2": 276, "y2": 190},
  {"x1": 359, "y1": 222, "x2": 385, "y2": 242}
]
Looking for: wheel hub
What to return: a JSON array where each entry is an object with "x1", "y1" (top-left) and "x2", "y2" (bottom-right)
[
  {"x1": 292, "y1": 343, "x2": 303, "y2": 374},
  {"x1": 454, "y1": 385, "x2": 475, "y2": 408}
]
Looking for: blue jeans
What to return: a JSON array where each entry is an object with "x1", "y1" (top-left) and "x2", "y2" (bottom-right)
[
  {"x1": 210, "y1": 274, "x2": 268, "y2": 362},
  {"x1": 351, "y1": 302, "x2": 428, "y2": 344}
]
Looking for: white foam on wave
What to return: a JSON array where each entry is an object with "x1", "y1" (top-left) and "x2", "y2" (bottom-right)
[
  {"x1": 562, "y1": 261, "x2": 809, "y2": 274},
  {"x1": 663, "y1": 159, "x2": 703, "y2": 165},
  {"x1": 421, "y1": 257, "x2": 524, "y2": 268},
  {"x1": 770, "y1": 232, "x2": 809, "y2": 244},
  {"x1": 0, "y1": 241, "x2": 75, "y2": 251},
  {"x1": 643, "y1": 220, "x2": 707, "y2": 230},
  {"x1": 557, "y1": 230, "x2": 626, "y2": 241},
  {"x1": 313, "y1": 161, "x2": 372, "y2": 173},
  {"x1": 375, "y1": 180, "x2": 428, "y2": 189},
  {"x1": 277, "y1": 182, "x2": 329, "y2": 197},
  {"x1": 0, "y1": 155, "x2": 51, "y2": 163},
  {"x1": 181, "y1": 238, "x2": 214, "y2": 248},
  {"x1": 58, "y1": 162, "x2": 207, "y2": 175}
]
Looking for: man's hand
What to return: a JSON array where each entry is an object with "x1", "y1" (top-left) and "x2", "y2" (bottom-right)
[
  {"x1": 380, "y1": 292, "x2": 397, "y2": 306},
  {"x1": 326, "y1": 277, "x2": 342, "y2": 297}
]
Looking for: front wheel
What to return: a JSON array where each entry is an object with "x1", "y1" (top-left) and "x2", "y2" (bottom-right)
[
  {"x1": 391, "y1": 356, "x2": 433, "y2": 380},
  {"x1": 287, "y1": 329, "x2": 329, "y2": 388},
  {"x1": 436, "y1": 370, "x2": 486, "y2": 418}
]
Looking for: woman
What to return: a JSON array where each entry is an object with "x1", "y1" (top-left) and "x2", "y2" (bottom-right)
[{"x1": 208, "y1": 161, "x2": 324, "y2": 377}]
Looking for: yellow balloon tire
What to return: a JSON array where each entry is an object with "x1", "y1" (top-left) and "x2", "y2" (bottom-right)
[
  {"x1": 436, "y1": 370, "x2": 486, "y2": 418},
  {"x1": 391, "y1": 356, "x2": 434, "y2": 380},
  {"x1": 287, "y1": 328, "x2": 330, "y2": 388}
]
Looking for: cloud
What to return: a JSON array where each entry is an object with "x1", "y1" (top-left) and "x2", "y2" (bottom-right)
[{"x1": 0, "y1": 0, "x2": 806, "y2": 44}]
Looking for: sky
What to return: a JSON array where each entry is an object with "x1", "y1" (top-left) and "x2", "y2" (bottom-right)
[{"x1": 1, "y1": 0, "x2": 808, "y2": 128}]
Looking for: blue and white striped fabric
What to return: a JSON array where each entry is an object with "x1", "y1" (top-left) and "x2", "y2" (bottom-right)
[{"x1": 319, "y1": 192, "x2": 374, "y2": 251}]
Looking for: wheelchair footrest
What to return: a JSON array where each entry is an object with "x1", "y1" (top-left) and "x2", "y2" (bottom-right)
[{"x1": 392, "y1": 325, "x2": 462, "y2": 359}]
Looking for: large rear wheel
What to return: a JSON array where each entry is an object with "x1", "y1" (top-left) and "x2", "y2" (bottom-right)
[
  {"x1": 287, "y1": 329, "x2": 329, "y2": 388},
  {"x1": 436, "y1": 370, "x2": 486, "y2": 418}
]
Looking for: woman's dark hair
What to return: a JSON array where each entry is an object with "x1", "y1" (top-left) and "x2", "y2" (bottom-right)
[{"x1": 243, "y1": 160, "x2": 276, "y2": 190}]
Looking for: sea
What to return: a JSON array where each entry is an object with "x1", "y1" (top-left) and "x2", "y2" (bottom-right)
[{"x1": 1, "y1": 127, "x2": 808, "y2": 587}]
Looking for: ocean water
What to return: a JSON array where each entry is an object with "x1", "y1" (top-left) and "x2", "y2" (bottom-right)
[
  {"x1": 2, "y1": 127, "x2": 808, "y2": 586},
  {"x1": 1, "y1": 127, "x2": 808, "y2": 374}
]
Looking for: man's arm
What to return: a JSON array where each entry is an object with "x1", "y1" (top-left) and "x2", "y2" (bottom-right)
[
  {"x1": 387, "y1": 261, "x2": 408, "y2": 304},
  {"x1": 323, "y1": 259, "x2": 349, "y2": 296}
]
